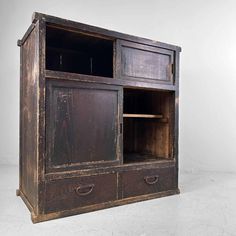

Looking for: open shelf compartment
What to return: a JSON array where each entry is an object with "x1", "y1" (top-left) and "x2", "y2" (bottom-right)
[
  {"x1": 123, "y1": 88, "x2": 174, "y2": 164},
  {"x1": 46, "y1": 24, "x2": 114, "y2": 78}
]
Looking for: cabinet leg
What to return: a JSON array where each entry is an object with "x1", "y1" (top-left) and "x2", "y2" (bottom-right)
[{"x1": 16, "y1": 189, "x2": 20, "y2": 196}]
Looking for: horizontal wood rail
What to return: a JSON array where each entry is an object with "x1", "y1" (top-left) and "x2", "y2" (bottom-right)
[{"x1": 123, "y1": 114, "x2": 163, "y2": 118}]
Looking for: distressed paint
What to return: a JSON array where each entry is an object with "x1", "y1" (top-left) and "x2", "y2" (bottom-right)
[{"x1": 18, "y1": 12, "x2": 181, "y2": 223}]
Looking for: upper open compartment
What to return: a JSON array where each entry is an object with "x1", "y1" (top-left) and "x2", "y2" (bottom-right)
[{"x1": 46, "y1": 25, "x2": 114, "y2": 78}]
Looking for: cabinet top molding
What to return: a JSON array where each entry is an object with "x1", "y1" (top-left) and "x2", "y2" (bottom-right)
[{"x1": 18, "y1": 12, "x2": 181, "y2": 52}]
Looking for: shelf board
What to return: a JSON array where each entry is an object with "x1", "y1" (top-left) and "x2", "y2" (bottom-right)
[
  {"x1": 124, "y1": 153, "x2": 169, "y2": 164},
  {"x1": 123, "y1": 113, "x2": 163, "y2": 119}
]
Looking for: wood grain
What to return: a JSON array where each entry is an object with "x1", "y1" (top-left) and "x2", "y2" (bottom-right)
[
  {"x1": 46, "y1": 80, "x2": 122, "y2": 172},
  {"x1": 121, "y1": 167, "x2": 175, "y2": 198},
  {"x1": 123, "y1": 114, "x2": 163, "y2": 118},
  {"x1": 116, "y1": 40, "x2": 174, "y2": 84},
  {"x1": 45, "y1": 173, "x2": 117, "y2": 213},
  {"x1": 18, "y1": 12, "x2": 181, "y2": 223},
  {"x1": 20, "y1": 21, "x2": 40, "y2": 212}
]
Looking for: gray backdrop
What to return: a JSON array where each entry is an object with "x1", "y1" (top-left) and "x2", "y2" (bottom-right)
[{"x1": 1, "y1": 0, "x2": 236, "y2": 172}]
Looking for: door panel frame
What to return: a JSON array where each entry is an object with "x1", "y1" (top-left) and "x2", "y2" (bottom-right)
[
  {"x1": 115, "y1": 40, "x2": 174, "y2": 85},
  {"x1": 45, "y1": 79, "x2": 123, "y2": 173}
]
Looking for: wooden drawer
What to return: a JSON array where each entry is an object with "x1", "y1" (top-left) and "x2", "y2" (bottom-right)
[
  {"x1": 116, "y1": 40, "x2": 174, "y2": 84},
  {"x1": 45, "y1": 173, "x2": 117, "y2": 213},
  {"x1": 121, "y1": 167, "x2": 175, "y2": 198}
]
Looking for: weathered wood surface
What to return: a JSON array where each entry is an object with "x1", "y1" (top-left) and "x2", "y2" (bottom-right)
[
  {"x1": 121, "y1": 167, "x2": 175, "y2": 198},
  {"x1": 118, "y1": 40, "x2": 174, "y2": 83},
  {"x1": 32, "y1": 12, "x2": 181, "y2": 52},
  {"x1": 20, "y1": 21, "x2": 40, "y2": 212},
  {"x1": 33, "y1": 189, "x2": 180, "y2": 223},
  {"x1": 44, "y1": 160, "x2": 176, "y2": 181},
  {"x1": 18, "y1": 12, "x2": 181, "y2": 223},
  {"x1": 46, "y1": 25, "x2": 113, "y2": 77},
  {"x1": 123, "y1": 114, "x2": 163, "y2": 118},
  {"x1": 46, "y1": 69, "x2": 177, "y2": 91},
  {"x1": 46, "y1": 80, "x2": 122, "y2": 172},
  {"x1": 123, "y1": 89, "x2": 172, "y2": 160},
  {"x1": 45, "y1": 173, "x2": 117, "y2": 213}
]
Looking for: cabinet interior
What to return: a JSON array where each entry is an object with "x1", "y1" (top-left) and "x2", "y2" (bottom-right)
[
  {"x1": 123, "y1": 88, "x2": 174, "y2": 163},
  {"x1": 46, "y1": 25, "x2": 113, "y2": 77}
]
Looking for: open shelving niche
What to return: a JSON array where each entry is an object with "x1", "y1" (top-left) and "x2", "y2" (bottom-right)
[
  {"x1": 123, "y1": 88, "x2": 174, "y2": 164},
  {"x1": 46, "y1": 24, "x2": 114, "y2": 78}
]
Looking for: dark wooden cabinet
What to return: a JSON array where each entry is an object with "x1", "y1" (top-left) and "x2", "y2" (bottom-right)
[{"x1": 17, "y1": 12, "x2": 181, "y2": 223}]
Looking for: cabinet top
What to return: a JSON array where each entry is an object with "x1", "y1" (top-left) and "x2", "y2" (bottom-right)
[{"x1": 20, "y1": 12, "x2": 181, "y2": 52}]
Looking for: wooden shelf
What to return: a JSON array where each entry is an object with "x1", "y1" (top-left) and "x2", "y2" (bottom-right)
[
  {"x1": 124, "y1": 153, "x2": 169, "y2": 164},
  {"x1": 123, "y1": 113, "x2": 163, "y2": 119}
]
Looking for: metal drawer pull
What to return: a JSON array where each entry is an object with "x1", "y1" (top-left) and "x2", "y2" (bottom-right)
[
  {"x1": 75, "y1": 184, "x2": 95, "y2": 196},
  {"x1": 144, "y1": 175, "x2": 159, "y2": 185}
]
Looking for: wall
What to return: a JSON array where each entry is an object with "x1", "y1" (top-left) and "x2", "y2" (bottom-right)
[{"x1": 0, "y1": 0, "x2": 236, "y2": 172}]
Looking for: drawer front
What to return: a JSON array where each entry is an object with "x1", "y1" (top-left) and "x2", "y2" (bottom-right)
[
  {"x1": 121, "y1": 167, "x2": 175, "y2": 198},
  {"x1": 45, "y1": 173, "x2": 117, "y2": 213},
  {"x1": 117, "y1": 40, "x2": 174, "y2": 84}
]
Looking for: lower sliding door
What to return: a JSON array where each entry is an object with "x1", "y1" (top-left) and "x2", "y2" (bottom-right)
[{"x1": 45, "y1": 79, "x2": 123, "y2": 172}]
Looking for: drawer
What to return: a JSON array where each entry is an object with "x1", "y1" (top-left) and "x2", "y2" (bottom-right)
[
  {"x1": 45, "y1": 173, "x2": 117, "y2": 213},
  {"x1": 117, "y1": 40, "x2": 174, "y2": 84},
  {"x1": 121, "y1": 167, "x2": 175, "y2": 198}
]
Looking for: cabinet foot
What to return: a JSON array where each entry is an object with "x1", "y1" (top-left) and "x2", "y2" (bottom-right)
[{"x1": 16, "y1": 189, "x2": 20, "y2": 196}]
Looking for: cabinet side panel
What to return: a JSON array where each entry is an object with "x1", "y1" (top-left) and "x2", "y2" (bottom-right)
[
  {"x1": 174, "y1": 51, "x2": 180, "y2": 189},
  {"x1": 20, "y1": 23, "x2": 39, "y2": 209}
]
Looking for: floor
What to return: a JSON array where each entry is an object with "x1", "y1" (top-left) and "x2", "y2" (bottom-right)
[{"x1": 0, "y1": 165, "x2": 236, "y2": 236}]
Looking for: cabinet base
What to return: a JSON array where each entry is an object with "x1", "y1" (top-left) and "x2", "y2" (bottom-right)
[
  {"x1": 17, "y1": 188, "x2": 180, "y2": 223},
  {"x1": 16, "y1": 189, "x2": 35, "y2": 215}
]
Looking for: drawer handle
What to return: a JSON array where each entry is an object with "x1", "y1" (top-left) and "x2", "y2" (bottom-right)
[
  {"x1": 75, "y1": 184, "x2": 95, "y2": 196},
  {"x1": 144, "y1": 175, "x2": 159, "y2": 185}
]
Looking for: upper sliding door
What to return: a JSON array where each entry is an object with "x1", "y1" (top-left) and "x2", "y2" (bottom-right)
[{"x1": 116, "y1": 40, "x2": 174, "y2": 85}]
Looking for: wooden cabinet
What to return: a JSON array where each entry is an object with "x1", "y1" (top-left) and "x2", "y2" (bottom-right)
[{"x1": 17, "y1": 12, "x2": 181, "y2": 223}]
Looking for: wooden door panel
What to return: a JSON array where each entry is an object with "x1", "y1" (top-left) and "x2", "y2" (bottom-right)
[
  {"x1": 116, "y1": 40, "x2": 174, "y2": 84},
  {"x1": 46, "y1": 80, "x2": 122, "y2": 172}
]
